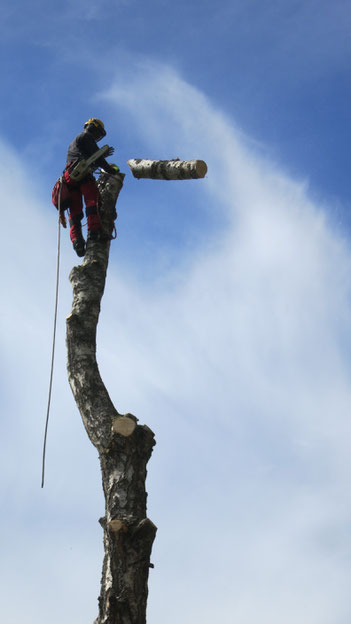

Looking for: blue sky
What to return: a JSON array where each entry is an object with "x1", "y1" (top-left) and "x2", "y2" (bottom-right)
[{"x1": 1, "y1": 1, "x2": 351, "y2": 623}]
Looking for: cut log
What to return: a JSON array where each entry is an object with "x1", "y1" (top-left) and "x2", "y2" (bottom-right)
[{"x1": 127, "y1": 158, "x2": 208, "y2": 180}]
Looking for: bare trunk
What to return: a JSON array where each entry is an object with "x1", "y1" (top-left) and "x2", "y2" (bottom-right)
[
  {"x1": 128, "y1": 158, "x2": 207, "y2": 180},
  {"x1": 66, "y1": 171, "x2": 156, "y2": 624}
]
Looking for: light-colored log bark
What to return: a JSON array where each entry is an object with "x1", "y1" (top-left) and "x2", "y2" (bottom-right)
[{"x1": 128, "y1": 158, "x2": 208, "y2": 180}]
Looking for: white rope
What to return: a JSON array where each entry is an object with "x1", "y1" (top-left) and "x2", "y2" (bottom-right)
[{"x1": 41, "y1": 180, "x2": 62, "y2": 488}]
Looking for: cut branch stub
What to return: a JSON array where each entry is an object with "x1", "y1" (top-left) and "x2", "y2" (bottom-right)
[
  {"x1": 127, "y1": 158, "x2": 208, "y2": 180},
  {"x1": 108, "y1": 519, "x2": 128, "y2": 533},
  {"x1": 112, "y1": 414, "x2": 137, "y2": 437}
]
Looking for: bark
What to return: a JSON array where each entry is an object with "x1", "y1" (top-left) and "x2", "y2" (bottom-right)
[
  {"x1": 128, "y1": 158, "x2": 207, "y2": 180},
  {"x1": 66, "y1": 170, "x2": 157, "y2": 624}
]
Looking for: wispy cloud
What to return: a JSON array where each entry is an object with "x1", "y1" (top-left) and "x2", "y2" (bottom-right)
[
  {"x1": 100, "y1": 63, "x2": 351, "y2": 622},
  {"x1": 1, "y1": 64, "x2": 351, "y2": 623}
]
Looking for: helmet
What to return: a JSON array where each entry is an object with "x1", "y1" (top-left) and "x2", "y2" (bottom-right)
[{"x1": 84, "y1": 118, "x2": 106, "y2": 138}]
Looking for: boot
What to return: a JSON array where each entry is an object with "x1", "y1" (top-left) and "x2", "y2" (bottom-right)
[{"x1": 73, "y1": 235, "x2": 86, "y2": 257}]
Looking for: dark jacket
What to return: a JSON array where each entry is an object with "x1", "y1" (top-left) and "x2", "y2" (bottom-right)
[{"x1": 66, "y1": 129, "x2": 115, "y2": 174}]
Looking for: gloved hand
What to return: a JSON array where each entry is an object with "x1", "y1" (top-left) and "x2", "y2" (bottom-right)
[
  {"x1": 106, "y1": 146, "x2": 115, "y2": 157},
  {"x1": 109, "y1": 163, "x2": 120, "y2": 174},
  {"x1": 59, "y1": 211, "x2": 67, "y2": 228}
]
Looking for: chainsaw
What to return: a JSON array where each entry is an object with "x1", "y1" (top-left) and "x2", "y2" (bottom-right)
[{"x1": 68, "y1": 144, "x2": 111, "y2": 182}]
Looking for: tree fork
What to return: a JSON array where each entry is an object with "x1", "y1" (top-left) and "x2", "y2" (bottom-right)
[{"x1": 66, "y1": 170, "x2": 157, "y2": 624}]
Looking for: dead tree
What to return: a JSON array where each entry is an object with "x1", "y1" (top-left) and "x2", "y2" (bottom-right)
[
  {"x1": 66, "y1": 170, "x2": 156, "y2": 624},
  {"x1": 65, "y1": 158, "x2": 207, "y2": 623}
]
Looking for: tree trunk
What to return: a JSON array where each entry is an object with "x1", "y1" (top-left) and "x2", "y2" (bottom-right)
[
  {"x1": 128, "y1": 158, "x2": 207, "y2": 179},
  {"x1": 66, "y1": 171, "x2": 157, "y2": 624}
]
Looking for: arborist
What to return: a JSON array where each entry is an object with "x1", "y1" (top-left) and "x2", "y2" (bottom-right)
[{"x1": 61, "y1": 118, "x2": 117, "y2": 257}]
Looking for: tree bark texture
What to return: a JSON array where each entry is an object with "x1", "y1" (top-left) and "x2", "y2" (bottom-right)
[
  {"x1": 66, "y1": 171, "x2": 157, "y2": 624},
  {"x1": 128, "y1": 158, "x2": 207, "y2": 180}
]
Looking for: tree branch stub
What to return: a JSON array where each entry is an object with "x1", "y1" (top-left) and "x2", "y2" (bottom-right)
[{"x1": 112, "y1": 414, "x2": 137, "y2": 437}]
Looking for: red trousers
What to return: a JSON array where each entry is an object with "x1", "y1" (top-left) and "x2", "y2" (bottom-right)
[{"x1": 63, "y1": 170, "x2": 102, "y2": 242}]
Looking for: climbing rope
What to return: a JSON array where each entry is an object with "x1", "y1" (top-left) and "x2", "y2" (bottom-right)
[{"x1": 41, "y1": 179, "x2": 62, "y2": 488}]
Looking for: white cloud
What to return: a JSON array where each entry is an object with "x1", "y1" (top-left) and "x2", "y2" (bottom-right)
[
  {"x1": 101, "y1": 63, "x2": 351, "y2": 622},
  {"x1": 1, "y1": 65, "x2": 351, "y2": 623}
]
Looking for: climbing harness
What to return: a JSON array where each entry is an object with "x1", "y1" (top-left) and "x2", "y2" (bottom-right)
[{"x1": 41, "y1": 179, "x2": 62, "y2": 488}]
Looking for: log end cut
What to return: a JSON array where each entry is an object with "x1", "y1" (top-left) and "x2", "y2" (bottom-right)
[{"x1": 194, "y1": 159, "x2": 207, "y2": 178}]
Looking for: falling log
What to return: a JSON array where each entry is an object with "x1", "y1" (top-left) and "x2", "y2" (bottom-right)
[{"x1": 127, "y1": 158, "x2": 208, "y2": 180}]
